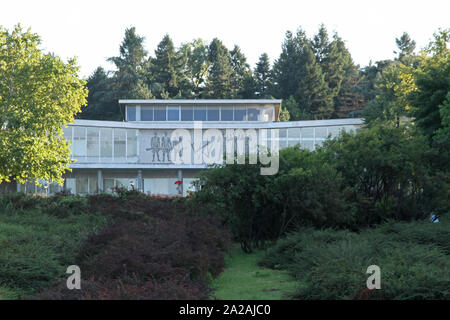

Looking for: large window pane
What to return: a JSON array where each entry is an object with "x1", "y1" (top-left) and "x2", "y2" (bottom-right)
[
  {"x1": 127, "y1": 130, "x2": 138, "y2": 157},
  {"x1": 221, "y1": 108, "x2": 233, "y2": 121},
  {"x1": 114, "y1": 129, "x2": 126, "y2": 158},
  {"x1": 301, "y1": 127, "x2": 314, "y2": 139},
  {"x1": 315, "y1": 127, "x2": 328, "y2": 139},
  {"x1": 288, "y1": 128, "x2": 300, "y2": 139},
  {"x1": 76, "y1": 177, "x2": 88, "y2": 194},
  {"x1": 234, "y1": 107, "x2": 246, "y2": 121},
  {"x1": 73, "y1": 127, "x2": 86, "y2": 157},
  {"x1": 154, "y1": 107, "x2": 166, "y2": 121},
  {"x1": 167, "y1": 106, "x2": 180, "y2": 121},
  {"x1": 141, "y1": 107, "x2": 153, "y2": 121},
  {"x1": 127, "y1": 106, "x2": 136, "y2": 121},
  {"x1": 247, "y1": 107, "x2": 259, "y2": 121},
  {"x1": 194, "y1": 107, "x2": 207, "y2": 121},
  {"x1": 207, "y1": 108, "x2": 219, "y2": 121},
  {"x1": 181, "y1": 107, "x2": 193, "y2": 121},
  {"x1": 100, "y1": 128, "x2": 112, "y2": 158},
  {"x1": 87, "y1": 128, "x2": 99, "y2": 158},
  {"x1": 89, "y1": 176, "x2": 98, "y2": 194}
]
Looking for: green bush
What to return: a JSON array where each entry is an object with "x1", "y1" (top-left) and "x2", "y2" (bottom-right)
[
  {"x1": 190, "y1": 148, "x2": 352, "y2": 252},
  {"x1": 0, "y1": 194, "x2": 108, "y2": 295},
  {"x1": 261, "y1": 217, "x2": 450, "y2": 299}
]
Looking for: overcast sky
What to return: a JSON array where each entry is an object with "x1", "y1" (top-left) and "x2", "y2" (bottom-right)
[{"x1": 1, "y1": 0, "x2": 449, "y2": 78}]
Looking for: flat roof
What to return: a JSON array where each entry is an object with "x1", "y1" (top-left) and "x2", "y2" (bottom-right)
[
  {"x1": 119, "y1": 99, "x2": 282, "y2": 105},
  {"x1": 70, "y1": 118, "x2": 364, "y2": 130}
]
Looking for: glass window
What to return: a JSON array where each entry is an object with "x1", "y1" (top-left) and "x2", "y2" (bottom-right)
[
  {"x1": 301, "y1": 127, "x2": 314, "y2": 139},
  {"x1": 207, "y1": 108, "x2": 219, "y2": 121},
  {"x1": 127, "y1": 130, "x2": 137, "y2": 157},
  {"x1": 167, "y1": 106, "x2": 180, "y2": 121},
  {"x1": 247, "y1": 107, "x2": 259, "y2": 121},
  {"x1": 181, "y1": 107, "x2": 193, "y2": 121},
  {"x1": 100, "y1": 128, "x2": 112, "y2": 158},
  {"x1": 221, "y1": 108, "x2": 233, "y2": 121},
  {"x1": 154, "y1": 107, "x2": 166, "y2": 121},
  {"x1": 73, "y1": 127, "x2": 86, "y2": 157},
  {"x1": 315, "y1": 127, "x2": 328, "y2": 139},
  {"x1": 234, "y1": 107, "x2": 246, "y2": 121},
  {"x1": 65, "y1": 178, "x2": 76, "y2": 194},
  {"x1": 76, "y1": 177, "x2": 88, "y2": 194},
  {"x1": 141, "y1": 107, "x2": 153, "y2": 121},
  {"x1": 104, "y1": 178, "x2": 114, "y2": 193},
  {"x1": 114, "y1": 129, "x2": 126, "y2": 158},
  {"x1": 279, "y1": 129, "x2": 287, "y2": 138},
  {"x1": 288, "y1": 128, "x2": 300, "y2": 139},
  {"x1": 194, "y1": 107, "x2": 207, "y2": 121},
  {"x1": 328, "y1": 126, "x2": 341, "y2": 137},
  {"x1": 262, "y1": 105, "x2": 274, "y2": 121},
  {"x1": 87, "y1": 128, "x2": 99, "y2": 158},
  {"x1": 89, "y1": 176, "x2": 98, "y2": 194},
  {"x1": 127, "y1": 106, "x2": 136, "y2": 121}
]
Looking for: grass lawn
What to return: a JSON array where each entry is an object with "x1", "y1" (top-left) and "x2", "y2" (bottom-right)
[{"x1": 211, "y1": 244, "x2": 296, "y2": 300}]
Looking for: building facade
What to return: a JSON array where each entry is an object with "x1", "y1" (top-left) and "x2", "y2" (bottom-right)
[{"x1": 16, "y1": 100, "x2": 364, "y2": 196}]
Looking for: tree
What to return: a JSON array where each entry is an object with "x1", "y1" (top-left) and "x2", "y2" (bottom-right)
[
  {"x1": 205, "y1": 38, "x2": 233, "y2": 98},
  {"x1": 229, "y1": 45, "x2": 252, "y2": 98},
  {"x1": 254, "y1": 53, "x2": 272, "y2": 98},
  {"x1": 0, "y1": 25, "x2": 88, "y2": 185},
  {"x1": 179, "y1": 39, "x2": 210, "y2": 98},
  {"x1": 108, "y1": 27, "x2": 152, "y2": 100},
  {"x1": 150, "y1": 34, "x2": 186, "y2": 98},
  {"x1": 410, "y1": 29, "x2": 450, "y2": 141},
  {"x1": 272, "y1": 29, "x2": 332, "y2": 119},
  {"x1": 78, "y1": 67, "x2": 120, "y2": 121},
  {"x1": 394, "y1": 32, "x2": 416, "y2": 61}
]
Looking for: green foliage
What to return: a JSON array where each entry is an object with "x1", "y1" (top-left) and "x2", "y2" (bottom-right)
[
  {"x1": 205, "y1": 38, "x2": 234, "y2": 98},
  {"x1": 260, "y1": 218, "x2": 450, "y2": 299},
  {"x1": 190, "y1": 147, "x2": 353, "y2": 252},
  {"x1": 0, "y1": 194, "x2": 107, "y2": 295},
  {"x1": 410, "y1": 29, "x2": 450, "y2": 141},
  {"x1": 0, "y1": 25, "x2": 88, "y2": 185},
  {"x1": 322, "y1": 123, "x2": 445, "y2": 224}
]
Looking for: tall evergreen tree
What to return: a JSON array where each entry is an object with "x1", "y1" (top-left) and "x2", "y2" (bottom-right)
[
  {"x1": 150, "y1": 34, "x2": 186, "y2": 98},
  {"x1": 78, "y1": 67, "x2": 120, "y2": 120},
  {"x1": 229, "y1": 45, "x2": 252, "y2": 98},
  {"x1": 273, "y1": 28, "x2": 332, "y2": 119},
  {"x1": 107, "y1": 27, "x2": 152, "y2": 100},
  {"x1": 394, "y1": 32, "x2": 416, "y2": 61},
  {"x1": 254, "y1": 53, "x2": 272, "y2": 98},
  {"x1": 205, "y1": 38, "x2": 233, "y2": 98}
]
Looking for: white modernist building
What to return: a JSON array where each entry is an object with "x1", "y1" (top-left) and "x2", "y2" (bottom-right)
[{"x1": 17, "y1": 99, "x2": 364, "y2": 196}]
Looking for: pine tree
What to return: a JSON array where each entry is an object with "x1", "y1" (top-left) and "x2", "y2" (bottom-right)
[
  {"x1": 230, "y1": 45, "x2": 252, "y2": 98},
  {"x1": 79, "y1": 67, "x2": 121, "y2": 120},
  {"x1": 205, "y1": 38, "x2": 233, "y2": 98},
  {"x1": 394, "y1": 32, "x2": 416, "y2": 61},
  {"x1": 107, "y1": 27, "x2": 152, "y2": 100},
  {"x1": 254, "y1": 53, "x2": 272, "y2": 98},
  {"x1": 150, "y1": 34, "x2": 185, "y2": 98}
]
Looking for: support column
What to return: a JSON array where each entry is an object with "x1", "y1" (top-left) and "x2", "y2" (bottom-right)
[
  {"x1": 97, "y1": 170, "x2": 103, "y2": 193},
  {"x1": 137, "y1": 170, "x2": 143, "y2": 192},
  {"x1": 177, "y1": 169, "x2": 183, "y2": 196}
]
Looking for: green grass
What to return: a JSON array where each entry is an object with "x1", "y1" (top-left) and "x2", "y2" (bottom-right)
[{"x1": 211, "y1": 244, "x2": 297, "y2": 300}]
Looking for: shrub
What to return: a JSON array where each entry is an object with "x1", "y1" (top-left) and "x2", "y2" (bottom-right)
[
  {"x1": 261, "y1": 217, "x2": 450, "y2": 300},
  {"x1": 29, "y1": 192, "x2": 232, "y2": 300}
]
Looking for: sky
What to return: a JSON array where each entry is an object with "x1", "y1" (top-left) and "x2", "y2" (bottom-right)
[{"x1": 1, "y1": 0, "x2": 449, "y2": 78}]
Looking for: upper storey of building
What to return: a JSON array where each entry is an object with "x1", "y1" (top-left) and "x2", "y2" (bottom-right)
[{"x1": 119, "y1": 99, "x2": 282, "y2": 123}]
